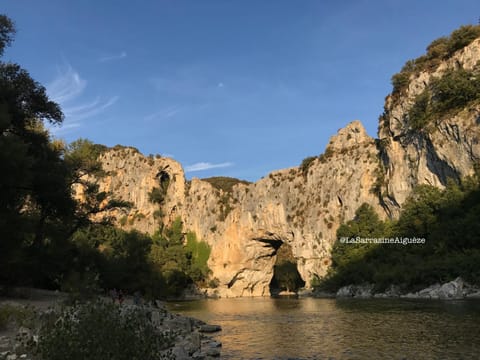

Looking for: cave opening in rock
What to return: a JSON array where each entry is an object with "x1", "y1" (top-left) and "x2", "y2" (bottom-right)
[{"x1": 269, "y1": 242, "x2": 305, "y2": 296}]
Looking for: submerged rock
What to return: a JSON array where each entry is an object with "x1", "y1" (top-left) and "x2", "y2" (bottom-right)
[{"x1": 199, "y1": 324, "x2": 222, "y2": 333}]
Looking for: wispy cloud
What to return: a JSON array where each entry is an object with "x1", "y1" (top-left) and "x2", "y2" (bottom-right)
[
  {"x1": 185, "y1": 162, "x2": 233, "y2": 172},
  {"x1": 47, "y1": 65, "x2": 86, "y2": 103},
  {"x1": 99, "y1": 51, "x2": 127, "y2": 63},
  {"x1": 64, "y1": 96, "x2": 119, "y2": 121},
  {"x1": 46, "y1": 63, "x2": 118, "y2": 134},
  {"x1": 144, "y1": 105, "x2": 182, "y2": 122}
]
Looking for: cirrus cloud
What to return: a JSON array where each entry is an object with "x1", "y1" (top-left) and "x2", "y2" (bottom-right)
[
  {"x1": 46, "y1": 63, "x2": 118, "y2": 135},
  {"x1": 185, "y1": 161, "x2": 233, "y2": 172}
]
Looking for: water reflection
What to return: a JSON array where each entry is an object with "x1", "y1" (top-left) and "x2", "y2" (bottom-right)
[{"x1": 167, "y1": 298, "x2": 480, "y2": 359}]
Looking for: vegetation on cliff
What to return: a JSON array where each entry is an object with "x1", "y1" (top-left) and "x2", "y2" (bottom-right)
[
  {"x1": 320, "y1": 173, "x2": 480, "y2": 292},
  {"x1": 408, "y1": 67, "x2": 480, "y2": 130},
  {"x1": 0, "y1": 15, "x2": 211, "y2": 299},
  {"x1": 202, "y1": 176, "x2": 250, "y2": 193},
  {"x1": 270, "y1": 243, "x2": 305, "y2": 293},
  {"x1": 391, "y1": 24, "x2": 480, "y2": 96}
]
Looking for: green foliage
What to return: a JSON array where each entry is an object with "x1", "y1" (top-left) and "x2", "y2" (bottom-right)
[
  {"x1": 0, "y1": 15, "x2": 15, "y2": 56},
  {"x1": 408, "y1": 89, "x2": 431, "y2": 130},
  {"x1": 271, "y1": 243, "x2": 305, "y2": 292},
  {"x1": 0, "y1": 16, "x2": 80, "y2": 288},
  {"x1": 429, "y1": 68, "x2": 480, "y2": 114},
  {"x1": 0, "y1": 304, "x2": 35, "y2": 330},
  {"x1": 202, "y1": 176, "x2": 250, "y2": 193},
  {"x1": 391, "y1": 24, "x2": 480, "y2": 94},
  {"x1": 65, "y1": 138, "x2": 106, "y2": 177},
  {"x1": 35, "y1": 301, "x2": 174, "y2": 360},
  {"x1": 318, "y1": 147, "x2": 335, "y2": 163},
  {"x1": 149, "y1": 186, "x2": 166, "y2": 204},
  {"x1": 320, "y1": 178, "x2": 480, "y2": 292},
  {"x1": 370, "y1": 158, "x2": 387, "y2": 197},
  {"x1": 148, "y1": 172, "x2": 170, "y2": 222},
  {"x1": 217, "y1": 193, "x2": 233, "y2": 221},
  {"x1": 391, "y1": 72, "x2": 411, "y2": 94},
  {"x1": 407, "y1": 67, "x2": 480, "y2": 130},
  {"x1": 185, "y1": 232, "x2": 211, "y2": 283},
  {"x1": 148, "y1": 218, "x2": 211, "y2": 296},
  {"x1": 272, "y1": 261, "x2": 304, "y2": 292},
  {"x1": 0, "y1": 14, "x2": 199, "y2": 300},
  {"x1": 447, "y1": 25, "x2": 480, "y2": 55},
  {"x1": 299, "y1": 156, "x2": 316, "y2": 176}
]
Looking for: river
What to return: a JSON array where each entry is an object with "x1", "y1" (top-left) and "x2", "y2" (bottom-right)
[{"x1": 167, "y1": 297, "x2": 480, "y2": 359}]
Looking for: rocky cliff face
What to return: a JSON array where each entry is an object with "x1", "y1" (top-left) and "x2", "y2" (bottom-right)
[
  {"x1": 378, "y1": 38, "x2": 480, "y2": 211},
  {"x1": 91, "y1": 38, "x2": 480, "y2": 297}
]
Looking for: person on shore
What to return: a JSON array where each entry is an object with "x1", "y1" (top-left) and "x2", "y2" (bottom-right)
[
  {"x1": 118, "y1": 289, "x2": 124, "y2": 304},
  {"x1": 110, "y1": 288, "x2": 118, "y2": 303},
  {"x1": 133, "y1": 291, "x2": 143, "y2": 306}
]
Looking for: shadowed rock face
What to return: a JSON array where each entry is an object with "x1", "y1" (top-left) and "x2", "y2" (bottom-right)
[{"x1": 89, "y1": 39, "x2": 480, "y2": 297}]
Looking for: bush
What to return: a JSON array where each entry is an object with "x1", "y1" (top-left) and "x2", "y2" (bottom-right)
[
  {"x1": 185, "y1": 231, "x2": 211, "y2": 282},
  {"x1": 407, "y1": 68, "x2": 480, "y2": 130},
  {"x1": 320, "y1": 177, "x2": 480, "y2": 292},
  {"x1": 148, "y1": 186, "x2": 166, "y2": 204},
  {"x1": 36, "y1": 300, "x2": 174, "y2": 360},
  {"x1": 429, "y1": 68, "x2": 480, "y2": 114},
  {"x1": 408, "y1": 89, "x2": 431, "y2": 129},
  {"x1": 0, "y1": 304, "x2": 36, "y2": 331},
  {"x1": 299, "y1": 156, "x2": 317, "y2": 175},
  {"x1": 202, "y1": 176, "x2": 250, "y2": 193},
  {"x1": 390, "y1": 24, "x2": 480, "y2": 95}
]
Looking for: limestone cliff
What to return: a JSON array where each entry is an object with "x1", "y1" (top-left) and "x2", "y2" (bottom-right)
[
  {"x1": 90, "y1": 35, "x2": 480, "y2": 297},
  {"x1": 92, "y1": 123, "x2": 382, "y2": 297},
  {"x1": 378, "y1": 38, "x2": 480, "y2": 211}
]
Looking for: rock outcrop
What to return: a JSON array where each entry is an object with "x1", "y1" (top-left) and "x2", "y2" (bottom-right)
[
  {"x1": 89, "y1": 37, "x2": 480, "y2": 297},
  {"x1": 333, "y1": 278, "x2": 479, "y2": 300},
  {"x1": 378, "y1": 38, "x2": 480, "y2": 211}
]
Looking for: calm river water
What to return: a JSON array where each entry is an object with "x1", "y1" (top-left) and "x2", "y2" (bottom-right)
[{"x1": 167, "y1": 297, "x2": 480, "y2": 359}]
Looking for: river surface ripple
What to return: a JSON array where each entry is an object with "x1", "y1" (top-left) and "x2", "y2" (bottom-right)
[{"x1": 167, "y1": 297, "x2": 480, "y2": 360}]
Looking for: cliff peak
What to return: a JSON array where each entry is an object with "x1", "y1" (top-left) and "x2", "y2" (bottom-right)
[{"x1": 327, "y1": 120, "x2": 372, "y2": 151}]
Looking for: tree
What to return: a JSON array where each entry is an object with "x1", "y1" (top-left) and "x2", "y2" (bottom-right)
[
  {"x1": 0, "y1": 15, "x2": 69, "y2": 286},
  {"x1": 0, "y1": 15, "x2": 15, "y2": 56}
]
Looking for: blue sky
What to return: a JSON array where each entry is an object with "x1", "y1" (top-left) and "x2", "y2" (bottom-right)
[{"x1": 3, "y1": 1, "x2": 479, "y2": 181}]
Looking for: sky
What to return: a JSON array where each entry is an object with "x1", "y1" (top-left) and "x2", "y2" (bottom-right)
[{"x1": 2, "y1": 0, "x2": 480, "y2": 181}]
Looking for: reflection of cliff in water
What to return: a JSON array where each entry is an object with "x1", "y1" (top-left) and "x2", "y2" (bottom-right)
[
  {"x1": 168, "y1": 298, "x2": 480, "y2": 359},
  {"x1": 269, "y1": 242, "x2": 305, "y2": 295}
]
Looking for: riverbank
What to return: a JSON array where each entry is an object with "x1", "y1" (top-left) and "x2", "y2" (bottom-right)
[
  {"x1": 167, "y1": 296, "x2": 480, "y2": 359},
  {"x1": 306, "y1": 277, "x2": 480, "y2": 300},
  {"x1": 0, "y1": 288, "x2": 222, "y2": 360}
]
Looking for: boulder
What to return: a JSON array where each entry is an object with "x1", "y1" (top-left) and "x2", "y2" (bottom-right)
[
  {"x1": 336, "y1": 284, "x2": 373, "y2": 298},
  {"x1": 336, "y1": 285, "x2": 355, "y2": 297},
  {"x1": 199, "y1": 324, "x2": 222, "y2": 333},
  {"x1": 438, "y1": 277, "x2": 464, "y2": 299}
]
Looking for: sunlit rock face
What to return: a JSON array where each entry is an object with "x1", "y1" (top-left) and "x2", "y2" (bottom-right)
[
  {"x1": 91, "y1": 122, "x2": 381, "y2": 297},
  {"x1": 90, "y1": 39, "x2": 480, "y2": 297},
  {"x1": 378, "y1": 39, "x2": 480, "y2": 211}
]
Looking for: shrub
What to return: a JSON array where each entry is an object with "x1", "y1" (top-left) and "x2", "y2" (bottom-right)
[
  {"x1": 407, "y1": 68, "x2": 480, "y2": 130},
  {"x1": 447, "y1": 25, "x2": 480, "y2": 56},
  {"x1": 429, "y1": 68, "x2": 480, "y2": 114},
  {"x1": 36, "y1": 300, "x2": 174, "y2": 360},
  {"x1": 299, "y1": 156, "x2": 316, "y2": 175},
  {"x1": 185, "y1": 232, "x2": 211, "y2": 282},
  {"x1": 202, "y1": 176, "x2": 250, "y2": 193},
  {"x1": 0, "y1": 304, "x2": 36, "y2": 331},
  {"x1": 408, "y1": 89, "x2": 431, "y2": 129},
  {"x1": 149, "y1": 186, "x2": 166, "y2": 204},
  {"x1": 390, "y1": 24, "x2": 480, "y2": 95}
]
